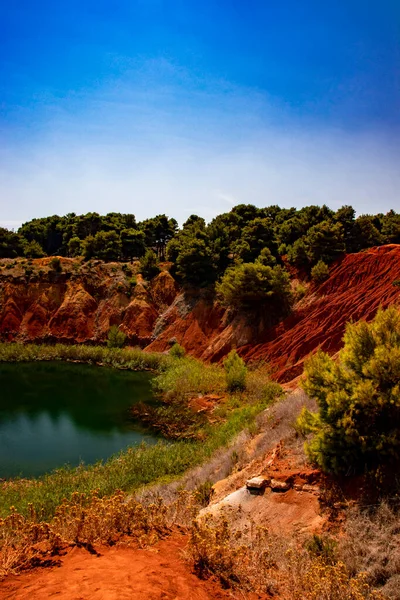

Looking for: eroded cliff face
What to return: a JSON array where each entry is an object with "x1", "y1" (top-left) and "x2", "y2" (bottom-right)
[
  {"x1": 1, "y1": 245, "x2": 400, "y2": 381},
  {"x1": 0, "y1": 258, "x2": 179, "y2": 346}
]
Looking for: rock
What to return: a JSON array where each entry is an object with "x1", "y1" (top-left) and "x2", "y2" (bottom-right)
[
  {"x1": 246, "y1": 476, "x2": 270, "y2": 492},
  {"x1": 270, "y1": 479, "x2": 290, "y2": 492}
]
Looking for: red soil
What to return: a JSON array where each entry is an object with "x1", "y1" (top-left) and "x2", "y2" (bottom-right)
[
  {"x1": 1, "y1": 245, "x2": 399, "y2": 381},
  {"x1": 0, "y1": 535, "x2": 235, "y2": 600},
  {"x1": 240, "y1": 245, "x2": 400, "y2": 381}
]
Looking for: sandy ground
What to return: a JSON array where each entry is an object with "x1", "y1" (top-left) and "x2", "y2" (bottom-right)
[{"x1": 0, "y1": 535, "x2": 234, "y2": 600}]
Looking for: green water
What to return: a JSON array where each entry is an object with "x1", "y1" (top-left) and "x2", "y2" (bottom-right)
[{"x1": 0, "y1": 362, "x2": 160, "y2": 478}]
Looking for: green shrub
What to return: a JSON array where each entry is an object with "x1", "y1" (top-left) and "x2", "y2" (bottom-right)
[
  {"x1": 298, "y1": 306, "x2": 400, "y2": 475},
  {"x1": 311, "y1": 260, "x2": 329, "y2": 283},
  {"x1": 107, "y1": 325, "x2": 127, "y2": 348},
  {"x1": 223, "y1": 350, "x2": 247, "y2": 393},
  {"x1": 169, "y1": 343, "x2": 186, "y2": 359},
  {"x1": 24, "y1": 240, "x2": 45, "y2": 258},
  {"x1": 216, "y1": 262, "x2": 292, "y2": 313},
  {"x1": 50, "y1": 257, "x2": 62, "y2": 272}
]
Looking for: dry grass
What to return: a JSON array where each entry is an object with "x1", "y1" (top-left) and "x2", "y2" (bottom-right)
[
  {"x1": 188, "y1": 512, "x2": 386, "y2": 599},
  {"x1": 0, "y1": 490, "x2": 201, "y2": 579},
  {"x1": 339, "y1": 503, "x2": 400, "y2": 599}
]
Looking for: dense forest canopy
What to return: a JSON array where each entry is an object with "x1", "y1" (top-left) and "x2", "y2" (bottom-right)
[{"x1": 1, "y1": 205, "x2": 400, "y2": 290}]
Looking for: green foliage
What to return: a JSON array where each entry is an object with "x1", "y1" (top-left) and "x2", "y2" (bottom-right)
[
  {"x1": 223, "y1": 350, "x2": 247, "y2": 392},
  {"x1": 107, "y1": 325, "x2": 127, "y2": 348},
  {"x1": 152, "y1": 356, "x2": 225, "y2": 401},
  {"x1": 216, "y1": 262, "x2": 292, "y2": 312},
  {"x1": 353, "y1": 215, "x2": 383, "y2": 251},
  {"x1": 120, "y1": 228, "x2": 146, "y2": 260},
  {"x1": 50, "y1": 256, "x2": 62, "y2": 272},
  {"x1": 24, "y1": 240, "x2": 45, "y2": 258},
  {"x1": 175, "y1": 237, "x2": 217, "y2": 287},
  {"x1": 67, "y1": 236, "x2": 82, "y2": 257},
  {"x1": 305, "y1": 534, "x2": 338, "y2": 565},
  {"x1": 305, "y1": 220, "x2": 345, "y2": 265},
  {"x1": 138, "y1": 214, "x2": 177, "y2": 260},
  {"x1": 255, "y1": 247, "x2": 277, "y2": 267},
  {"x1": 298, "y1": 307, "x2": 400, "y2": 475},
  {"x1": 235, "y1": 217, "x2": 277, "y2": 262},
  {"x1": 0, "y1": 228, "x2": 25, "y2": 258},
  {"x1": 139, "y1": 249, "x2": 160, "y2": 280},
  {"x1": 167, "y1": 218, "x2": 217, "y2": 286},
  {"x1": 169, "y1": 343, "x2": 186, "y2": 358},
  {"x1": 83, "y1": 230, "x2": 122, "y2": 261},
  {"x1": 311, "y1": 260, "x2": 329, "y2": 283}
]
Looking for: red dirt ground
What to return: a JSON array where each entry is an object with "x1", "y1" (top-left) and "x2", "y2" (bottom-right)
[{"x1": 0, "y1": 535, "x2": 237, "y2": 600}]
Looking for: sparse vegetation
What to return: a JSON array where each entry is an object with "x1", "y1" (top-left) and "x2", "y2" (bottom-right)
[
  {"x1": 223, "y1": 349, "x2": 247, "y2": 392},
  {"x1": 169, "y1": 342, "x2": 186, "y2": 358}
]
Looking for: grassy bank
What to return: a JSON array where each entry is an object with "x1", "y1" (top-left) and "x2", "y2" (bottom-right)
[
  {"x1": 0, "y1": 344, "x2": 282, "y2": 519},
  {"x1": 0, "y1": 342, "x2": 168, "y2": 371}
]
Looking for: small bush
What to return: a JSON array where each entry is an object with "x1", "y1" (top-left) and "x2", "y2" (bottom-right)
[
  {"x1": 311, "y1": 260, "x2": 329, "y2": 283},
  {"x1": 169, "y1": 343, "x2": 186, "y2": 359},
  {"x1": 107, "y1": 325, "x2": 127, "y2": 348},
  {"x1": 50, "y1": 257, "x2": 62, "y2": 272},
  {"x1": 223, "y1": 350, "x2": 247, "y2": 393}
]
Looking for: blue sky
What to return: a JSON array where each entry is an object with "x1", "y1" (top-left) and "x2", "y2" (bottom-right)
[{"x1": 1, "y1": 0, "x2": 399, "y2": 228}]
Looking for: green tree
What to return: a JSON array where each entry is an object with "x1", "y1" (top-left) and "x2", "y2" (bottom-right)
[
  {"x1": 304, "y1": 220, "x2": 345, "y2": 265},
  {"x1": 234, "y1": 217, "x2": 277, "y2": 263},
  {"x1": 380, "y1": 210, "x2": 400, "y2": 244},
  {"x1": 138, "y1": 214, "x2": 177, "y2": 259},
  {"x1": 298, "y1": 307, "x2": 400, "y2": 475},
  {"x1": 256, "y1": 247, "x2": 277, "y2": 267},
  {"x1": 120, "y1": 228, "x2": 146, "y2": 261},
  {"x1": 334, "y1": 205, "x2": 356, "y2": 252},
  {"x1": 139, "y1": 249, "x2": 160, "y2": 279},
  {"x1": 83, "y1": 230, "x2": 121, "y2": 261},
  {"x1": 67, "y1": 236, "x2": 82, "y2": 257},
  {"x1": 287, "y1": 238, "x2": 309, "y2": 269},
  {"x1": 23, "y1": 240, "x2": 45, "y2": 258},
  {"x1": 175, "y1": 237, "x2": 217, "y2": 287},
  {"x1": 216, "y1": 262, "x2": 291, "y2": 312},
  {"x1": 0, "y1": 228, "x2": 25, "y2": 258},
  {"x1": 353, "y1": 215, "x2": 383, "y2": 251}
]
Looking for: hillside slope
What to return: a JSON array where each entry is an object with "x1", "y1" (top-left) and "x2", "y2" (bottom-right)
[{"x1": 1, "y1": 245, "x2": 399, "y2": 381}]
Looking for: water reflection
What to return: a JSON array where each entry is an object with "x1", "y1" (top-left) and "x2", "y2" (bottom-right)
[{"x1": 0, "y1": 362, "x2": 160, "y2": 477}]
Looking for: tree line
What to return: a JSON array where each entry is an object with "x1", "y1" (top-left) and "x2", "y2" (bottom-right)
[{"x1": 1, "y1": 204, "x2": 400, "y2": 311}]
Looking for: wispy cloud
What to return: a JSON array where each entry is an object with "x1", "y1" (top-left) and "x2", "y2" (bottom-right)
[
  {"x1": 214, "y1": 191, "x2": 238, "y2": 206},
  {"x1": 1, "y1": 58, "x2": 399, "y2": 225}
]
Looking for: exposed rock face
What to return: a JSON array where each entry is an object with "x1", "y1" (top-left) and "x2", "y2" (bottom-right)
[
  {"x1": 0, "y1": 260, "x2": 178, "y2": 346},
  {"x1": 239, "y1": 244, "x2": 400, "y2": 381},
  {"x1": 1, "y1": 245, "x2": 400, "y2": 382}
]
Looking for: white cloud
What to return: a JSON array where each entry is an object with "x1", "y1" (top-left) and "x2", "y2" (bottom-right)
[{"x1": 1, "y1": 58, "x2": 399, "y2": 225}]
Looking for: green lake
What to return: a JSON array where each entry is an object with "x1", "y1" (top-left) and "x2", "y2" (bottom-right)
[{"x1": 0, "y1": 362, "x2": 160, "y2": 478}]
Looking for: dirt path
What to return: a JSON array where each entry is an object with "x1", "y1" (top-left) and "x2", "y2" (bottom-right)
[{"x1": 0, "y1": 535, "x2": 233, "y2": 600}]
